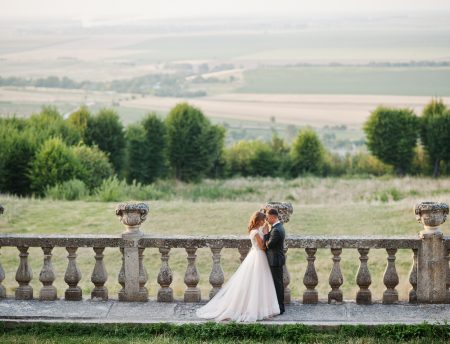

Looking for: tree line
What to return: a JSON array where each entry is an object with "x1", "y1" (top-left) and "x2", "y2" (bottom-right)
[{"x1": 0, "y1": 99, "x2": 449, "y2": 198}]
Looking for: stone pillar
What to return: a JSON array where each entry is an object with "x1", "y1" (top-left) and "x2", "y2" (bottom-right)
[
  {"x1": 408, "y1": 248, "x2": 418, "y2": 303},
  {"x1": 356, "y1": 248, "x2": 371, "y2": 305},
  {"x1": 157, "y1": 247, "x2": 173, "y2": 302},
  {"x1": 39, "y1": 246, "x2": 57, "y2": 301},
  {"x1": 209, "y1": 245, "x2": 224, "y2": 299},
  {"x1": 116, "y1": 202, "x2": 149, "y2": 302},
  {"x1": 91, "y1": 247, "x2": 108, "y2": 300},
  {"x1": 328, "y1": 247, "x2": 343, "y2": 304},
  {"x1": 382, "y1": 248, "x2": 399, "y2": 304},
  {"x1": 64, "y1": 247, "x2": 82, "y2": 301},
  {"x1": 303, "y1": 247, "x2": 318, "y2": 304},
  {"x1": 0, "y1": 246, "x2": 6, "y2": 299},
  {"x1": 446, "y1": 247, "x2": 450, "y2": 303},
  {"x1": 184, "y1": 247, "x2": 201, "y2": 302},
  {"x1": 238, "y1": 246, "x2": 250, "y2": 263},
  {"x1": 283, "y1": 246, "x2": 291, "y2": 304},
  {"x1": 415, "y1": 201, "x2": 448, "y2": 303},
  {"x1": 15, "y1": 246, "x2": 33, "y2": 300}
]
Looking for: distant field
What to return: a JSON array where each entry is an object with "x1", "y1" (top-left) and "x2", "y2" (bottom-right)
[{"x1": 238, "y1": 67, "x2": 450, "y2": 96}]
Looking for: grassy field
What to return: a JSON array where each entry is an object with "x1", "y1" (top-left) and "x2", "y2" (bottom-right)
[
  {"x1": 238, "y1": 67, "x2": 450, "y2": 97},
  {"x1": 1, "y1": 177, "x2": 449, "y2": 303}
]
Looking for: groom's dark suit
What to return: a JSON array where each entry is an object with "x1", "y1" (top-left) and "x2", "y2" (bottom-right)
[{"x1": 264, "y1": 222, "x2": 285, "y2": 313}]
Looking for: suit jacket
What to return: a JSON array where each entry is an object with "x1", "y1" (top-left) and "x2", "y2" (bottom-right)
[{"x1": 263, "y1": 222, "x2": 285, "y2": 267}]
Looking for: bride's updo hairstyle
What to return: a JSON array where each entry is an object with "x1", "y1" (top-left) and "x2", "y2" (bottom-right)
[{"x1": 247, "y1": 211, "x2": 266, "y2": 232}]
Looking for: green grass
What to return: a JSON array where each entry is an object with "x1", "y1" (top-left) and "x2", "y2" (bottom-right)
[
  {"x1": 1, "y1": 177, "x2": 449, "y2": 301},
  {"x1": 238, "y1": 67, "x2": 450, "y2": 96},
  {"x1": 0, "y1": 322, "x2": 448, "y2": 344}
]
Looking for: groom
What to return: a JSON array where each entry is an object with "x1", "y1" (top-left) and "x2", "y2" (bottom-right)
[{"x1": 263, "y1": 208, "x2": 285, "y2": 314}]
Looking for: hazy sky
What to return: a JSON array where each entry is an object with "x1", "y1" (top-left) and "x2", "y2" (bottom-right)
[{"x1": 1, "y1": 0, "x2": 450, "y2": 20}]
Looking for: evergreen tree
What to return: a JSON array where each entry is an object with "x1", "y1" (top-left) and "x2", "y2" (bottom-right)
[
  {"x1": 125, "y1": 124, "x2": 148, "y2": 183},
  {"x1": 84, "y1": 108, "x2": 126, "y2": 174},
  {"x1": 420, "y1": 99, "x2": 450, "y2": 177},
  {"x1": 141, "y1": 113, "x2": 168, "y2": 183},
  {"x1": 165, "y1": 103, "x2": 224, "y2": 181}
]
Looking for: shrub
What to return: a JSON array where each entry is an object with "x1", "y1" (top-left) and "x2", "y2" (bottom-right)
[
  {"x1": 30, "y1": 137, "x2": 81, "y2": 195},
  {"x1": 93, "y1": 176, "x2": 127, "y2": 202},
  {"x1": 72, "y1": 144, "x2": 114, "y2": 191},
  {"x1": 45, "y1": 179, "x2": 88, "y2": 200},
  {"x1": 224, "y1": 140, "x2": 280, "y2": 177},
  {"x1": 290, "y1": 128, "x2": 326, "y2": 176}
]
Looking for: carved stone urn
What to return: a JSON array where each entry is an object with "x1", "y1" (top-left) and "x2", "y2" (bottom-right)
[
  {"x1": 262, "y1": 202, "x2": 293, "y2": 223},
  {"x1": 115, "y1": 202, "x2": 149, "y2": 237},
  {"x1": 415, "y1": 201, "x2": 449, "y2": 238}
]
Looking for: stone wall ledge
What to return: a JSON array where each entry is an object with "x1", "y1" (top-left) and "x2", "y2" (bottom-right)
[{"x1": 1, "y1": 234, "x2": 445, "y2": 249}]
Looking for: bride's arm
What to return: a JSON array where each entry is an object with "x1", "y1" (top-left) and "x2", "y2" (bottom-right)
[{"x1": 254, "y1": 233, "x2": 266, "y2": 250}]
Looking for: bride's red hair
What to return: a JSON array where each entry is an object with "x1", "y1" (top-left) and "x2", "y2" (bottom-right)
[{"x1": 247, "y1": 211, "x2": 266, "y2": 232}]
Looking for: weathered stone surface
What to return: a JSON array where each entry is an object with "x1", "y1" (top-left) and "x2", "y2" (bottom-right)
[
  {"x1": 91, "y1": 247, "x2": 108, "y2": 301},
  {"x1": 303, "y1": 248, "x2": 318, "y2": 304},
  {"x1": 328, "y1": 247, "x2": 343, "y2": 304},
  {"x1": 0, "y1": 247, "x2": 5, "y2": 299},
  {"x1": 383, "y1": 248, "x2": 399, "y2": 304},
  {"x1": 64, "y1": 247, "x2": 82, "y2": 301},
  {"x1": 356, "y1": 248, "x2": 371, "y2": 305},
  {"x1": 0, "y1": 300, "x2": 449, "y2": 325},
  {"x1": 208, "y1": 246, "x2": 224, "y2": 300},
  {"x1": 15, "y1": 246, "x2": 33, "y2": 300},
  {"x1": 261, "y1": 202, "x2": 293, "y2": 223},
  {"x1": 157, "y1": 247, "x2": 173, "y2": 302},
  {"x1": 39, "y1": 247, "x2": 57, "y2": 301},
  {"x1": 184, "y1": 248, "x2": 200, "y2": 302},
  {"x1": 116, "y1": 202, "x2": 149, "y2": 237},
  {"x1": 416, "y1": 201, "x2": 448, "y2": 303}
]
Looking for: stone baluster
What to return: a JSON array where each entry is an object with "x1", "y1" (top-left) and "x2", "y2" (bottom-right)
[
  {"x1": 415, "y1": 201, "x2": 448, "y2": 303},
  {"x1": 39, "y1": 246, "x2": 57, "y2": 300},
  {"x1": 64, "y1": 247, "x2": 82, "y2": 301},
  {"x1": 283, "y1": 246, "x2": 291, "y2": 304},
  {"x1": 383, "y1": 248, "x2": 399, "y2": 304},
  {"x1": 238, "y1": 246, "x2": 250, "y2": 263},
  {"x1": 408, "y1": 248, "x2": 418, "y2": 303},
  {"x1": 209, "y1": 245, "x2": 224, "y2": 299},
  {"x1": 116, "y1": 202, "x2": 149, "y2": 302},
  {"x1": 118, "y1": 247, "x2": 125, "y2": 301},
  {"x1": 137, "y1": 247, "x2": 148, "y2": 301},
  {"x1": 15, "y1": 246, "x2": 33, "y2": 300},
  {"x1": 303, "y1": 247, "x2": 318, "y2": 304},
  {"x1": 157, "y1": 247, "x2": 173, "y2": 302},
  {"x1": 328, "y1": 247, "x2": 343, "y2": 304},
  {"x1": 91, "y1": 247, "x2": 108, "y2": 300},
  {"x1": 446, "y1": 247, "x2": 450, "y2": 303},
  {"x1": 0, "y1": 247, "x2": 6, "y2": 299},
  {"x1": 184, "y1": 247, "x2": 200, "y2": 302},
  {"x1": 356, "y1": 248, "x2": 371, "y2": 305}
]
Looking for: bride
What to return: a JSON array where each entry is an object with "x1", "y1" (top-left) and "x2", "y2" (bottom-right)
[{"x1": 196, "y1": 211, "x2": 280, "y2": 322}]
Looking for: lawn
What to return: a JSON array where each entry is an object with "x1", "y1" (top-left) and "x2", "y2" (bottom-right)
[{"x1": 0, "y1": 177, "x2": 449, "y2": 302}]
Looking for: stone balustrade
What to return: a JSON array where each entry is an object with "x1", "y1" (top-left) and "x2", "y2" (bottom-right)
[{"x1": 0, "y1": 201, "x2": 448, "y2": 305}]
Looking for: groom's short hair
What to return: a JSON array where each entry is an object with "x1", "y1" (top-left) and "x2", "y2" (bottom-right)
[{"x1": 267, "y1": 208, "x2": 278, "y2": 216}]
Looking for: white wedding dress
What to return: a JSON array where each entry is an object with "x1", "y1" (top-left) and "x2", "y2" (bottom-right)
[{"x1": 196, "y1": 229, "x2": 280, "y2": 322}]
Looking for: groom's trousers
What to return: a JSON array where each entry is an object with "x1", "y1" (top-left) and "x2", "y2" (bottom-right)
[{"x1": 270, "y1": 266, "x2": 284, "y2": 313}]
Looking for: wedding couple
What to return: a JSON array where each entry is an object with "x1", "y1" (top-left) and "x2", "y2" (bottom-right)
[{"x1": 196, "y1": 208, "x2": 285, "y2": 322}]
